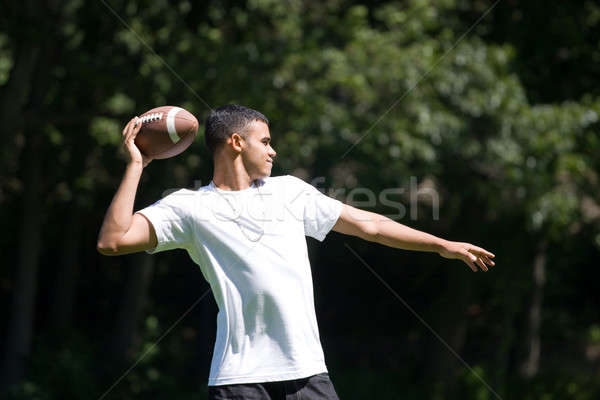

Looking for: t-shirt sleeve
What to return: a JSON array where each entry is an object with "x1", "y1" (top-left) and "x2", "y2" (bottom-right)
[
  {"x1": 286, "y1": 175, "x2": 344, "y2": 241},
  {"x1": 135, "y1": 190, "x2": 194, "y2": 254}
]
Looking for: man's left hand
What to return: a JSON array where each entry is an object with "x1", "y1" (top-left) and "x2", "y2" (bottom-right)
[{"x1": 438, "y1": 241, "x2": 495, "y2": 272}]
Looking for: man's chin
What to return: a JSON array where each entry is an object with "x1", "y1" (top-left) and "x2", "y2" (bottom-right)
[{"x1": 253, "y1": 170, "x2": 272, "y2": 180}]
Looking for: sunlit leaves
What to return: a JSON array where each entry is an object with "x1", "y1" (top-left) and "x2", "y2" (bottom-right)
[{"x1": 91, "y1": 117, "x2": 121, "y2": 146}]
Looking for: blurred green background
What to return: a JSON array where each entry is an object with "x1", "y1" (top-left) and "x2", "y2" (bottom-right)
[{"x1": 1, "y1": 0, "x2": 599, "y2": 399}]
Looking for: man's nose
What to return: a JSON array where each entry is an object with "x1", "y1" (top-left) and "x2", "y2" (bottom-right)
[{"x1": 269, "y1": 147, "x2": 277, "y2": 158}]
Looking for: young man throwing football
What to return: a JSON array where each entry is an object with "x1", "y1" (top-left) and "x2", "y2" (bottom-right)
[{"x1": 97, "y1": 104, "x2": 495, "y2": 399}]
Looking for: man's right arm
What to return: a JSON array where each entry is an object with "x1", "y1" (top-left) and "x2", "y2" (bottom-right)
[{"x1": 96, "y1": 116, "x2": 157, "y2": 256}]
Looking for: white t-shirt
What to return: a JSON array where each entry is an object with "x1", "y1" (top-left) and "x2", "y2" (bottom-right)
[{"x1": 136, "y1": 175, "x2": 343, "y2": 386}]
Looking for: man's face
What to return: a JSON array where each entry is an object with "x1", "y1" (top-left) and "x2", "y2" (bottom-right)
[{"x1": 240, "y1": 120, "x2": 277, "y2": 179}]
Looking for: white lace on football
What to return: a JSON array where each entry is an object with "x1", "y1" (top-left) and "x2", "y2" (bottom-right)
[{"x1": 140, "y1": 113, "x2": 163, "y2": 124}]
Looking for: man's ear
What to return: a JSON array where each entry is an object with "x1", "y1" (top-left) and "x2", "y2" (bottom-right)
[{"x1": 228, "y1": 133, "x2": 245, "y2": 153}]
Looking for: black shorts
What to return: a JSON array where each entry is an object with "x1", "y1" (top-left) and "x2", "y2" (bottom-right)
[{"x1": 207, "y1": 372, "x2": 340, "y2": 400}]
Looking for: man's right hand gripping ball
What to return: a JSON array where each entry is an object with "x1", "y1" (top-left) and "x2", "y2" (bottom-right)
[{"x1": 122, "y1": 116, "x2": 153, "y2": 168}]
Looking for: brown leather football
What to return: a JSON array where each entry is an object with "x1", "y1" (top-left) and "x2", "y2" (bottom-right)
[{"x1": 135, "y1": 106, "x2": 198, "y2": 159}]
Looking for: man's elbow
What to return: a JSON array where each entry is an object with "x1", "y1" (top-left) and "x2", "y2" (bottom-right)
[
  {"x1": 96, "y1": 240, "x2": 119, "y2": 256},
  {"x1": 360, "y1": 220, "x2": 380, "y2": 242}
]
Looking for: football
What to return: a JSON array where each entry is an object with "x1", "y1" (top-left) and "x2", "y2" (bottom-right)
[{"x1": 135, "y1": 106, "x2": 199, "y2": 159}]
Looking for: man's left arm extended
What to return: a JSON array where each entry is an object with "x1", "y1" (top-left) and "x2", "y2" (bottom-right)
[{"x1": 332, "y1": 204, "x2": 495, "y2": 272}]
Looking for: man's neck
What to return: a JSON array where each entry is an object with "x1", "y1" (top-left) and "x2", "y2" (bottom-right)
[{"x1": 212, "y1": 157, "x2": 254, "y2": 191}]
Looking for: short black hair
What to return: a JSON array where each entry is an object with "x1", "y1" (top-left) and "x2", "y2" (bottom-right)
[{"x1": 204, "y1": 104, "x2": 269, "y2": 155}]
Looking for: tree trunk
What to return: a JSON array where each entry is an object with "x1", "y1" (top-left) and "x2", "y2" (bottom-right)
[
  {"x1": 109, "y1": 253, "x2": 155, "y2": 363},
  {"x1": 0, "y1": 4, "x2": 41, "y2": 178},
  {"x1": 0, "y1": 44, "x2": 39, "y2": 129},
  {"x1": 0, "y1": 132, "x2": 43, "y2": 390},
  {"x1": 520, "y1": 240, "x2": 547, "y2": 378},
  {"x1": 425, "y1": 268, "x2": 472, "y2": 388},
  {"x1": 48, "y1": 206, "x2": 81, "y2": 333},
  {"x1": 491, "y1": 282, "x2": 522, "y2": 391}
]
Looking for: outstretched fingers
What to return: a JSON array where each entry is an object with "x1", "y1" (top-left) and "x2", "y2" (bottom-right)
[
  {"x1": 475, "y1": 256, "x2": 488, "y2": 272},
  {"x1": 441, "y1": 241, "x2": 496, "y2": 272},
  {"x1": 466, "y1": 259, "x2": 478, "y2": 272},
  {"x1": 469, "y1": 245, "x2": 495, "y2": 259},
  {"x1": 482, "y1": 254, "x2": 495, "y2": 266},
  {"x1": 462, "y1": 249, "x2": 495, "y2": 272},
  {"x1": 461, "y1": 251, "x2": 478, "y2": 272}
]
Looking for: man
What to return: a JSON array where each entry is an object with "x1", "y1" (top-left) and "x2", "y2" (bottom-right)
[{"x1": 97, "y1": 104, "x2": 495, "y2": 399}]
